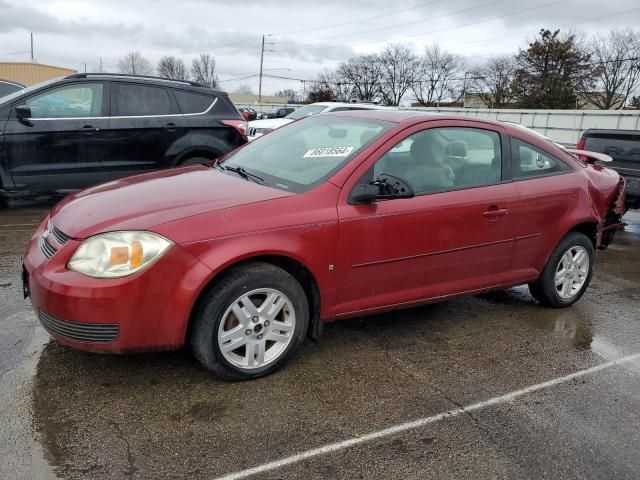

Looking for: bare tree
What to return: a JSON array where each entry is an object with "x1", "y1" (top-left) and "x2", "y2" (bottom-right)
[
  {"x1": 191, "y1": 54, "x2": 218, "y2": 88},
  {"x1": 338, "y1": 54, "x2": 383, "y2": 102},
  {"x1": 117, "y1": 50, "x2": 153, "y2": 75},
  {"x1": 379, "y1": 44, "x2": 421, "y2": 106},
  {"x1": 275, "y1": 88, "x2": 297, "y2": 101},
  {"x1": 235, "y1": 84, "x2": 255, "y2": 95},
  {"x1": 318, "y1": 70, "x2": 353, "y2": 101},
  {"x1": 157, "y1": 56, "x2": 189, "y2": 80},
  {"x1": 581, "y1": 29, "x2": 640, "y2": 109},
  {"x1": 469, "y1": 55, "x2": 517, "y2": 108},
  {"x1": 412, "y1": 45, "x2": 464, "y2": 106}
]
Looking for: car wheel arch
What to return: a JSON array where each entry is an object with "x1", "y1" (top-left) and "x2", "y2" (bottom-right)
[
  {"x1": 185, "y1": 253, "x2": 323, "y2": 345},
  {"x1": 173, "y1": 148, "x2": 222, "y2": 167}
]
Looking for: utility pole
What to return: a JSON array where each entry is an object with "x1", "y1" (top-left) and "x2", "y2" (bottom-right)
[
  {"x1": 258, "y1": 34, "x2": 275, "y2": 103},
  {"x1": 30, "y1": 32, "x2": 34, "y2": 61}
]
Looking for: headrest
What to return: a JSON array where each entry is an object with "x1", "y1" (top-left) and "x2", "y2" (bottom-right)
[{"x1": 446, "y1": 140, "x2": 467, "y2": 157}]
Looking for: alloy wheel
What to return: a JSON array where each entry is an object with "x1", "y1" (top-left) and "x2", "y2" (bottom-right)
[
  {"x1": 555, "y1": 245, "x2": 589, "y2": 299},
  {"x1": 217, "y1": 288, "x2": 296, "y2": 370}
]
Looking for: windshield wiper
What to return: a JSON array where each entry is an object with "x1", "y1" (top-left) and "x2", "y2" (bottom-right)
[{"x1": 220, "y1": 164, "x2": 265, "y2": 184}]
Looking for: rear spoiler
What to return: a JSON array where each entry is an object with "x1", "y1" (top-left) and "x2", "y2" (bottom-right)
[{"x1": 565, "y1": 148, "x2": 613, "y2": 164}]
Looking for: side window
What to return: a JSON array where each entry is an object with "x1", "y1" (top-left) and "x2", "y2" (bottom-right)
[
  {"x1": 371, "y1": 127, "x2": 502, "y2": 195},
  {"x1": 512, "y1": 138, "x2": 572, "y2": 178},
  {"x1": 174, "y1": 90, "x2": 215, "y2": 114},
  {"x1": 25, "y1": 83, "x2": 104, "y2": 119},
  {"x1": 114, "y1": 84, "x2": 172, "y2": 116}
]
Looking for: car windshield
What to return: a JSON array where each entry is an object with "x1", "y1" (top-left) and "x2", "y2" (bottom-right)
[
  {"x1": 0, "y1": 77, "x2": 62, "y2": 106},
  {"x1": 284, "y1": 104, "x2": 327, "y2": 120},
  {"x1": 220, "y1": 115, "x2": 393, "y2": 193}
]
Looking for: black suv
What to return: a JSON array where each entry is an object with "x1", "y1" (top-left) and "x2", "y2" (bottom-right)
[
  {"x1": 0, "y1": 73, "x2": 247, "y2": 200},
  {"x1": 0, "y1": 79, "x2": 25, "y2": 98}
]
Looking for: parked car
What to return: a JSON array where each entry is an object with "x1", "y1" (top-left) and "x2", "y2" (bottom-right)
[
  {"x1": 0, "y1": 73, "x2": 247, "y2": 201},
  {"x1": 577, "y1": 129, "x2": 640, "y2": 209},
  {"x1": 23, "y1": 111, "x2": 626, "y2": 380},
  {"x1": 0, "y1": 79, "x2": 25, "y2": 99},
  {"x1": 238, "y1": 107, "x2": 257, "y2": 121},
  {"x1": 247, "y1": 102, "x2": 391, "y2": 141}
]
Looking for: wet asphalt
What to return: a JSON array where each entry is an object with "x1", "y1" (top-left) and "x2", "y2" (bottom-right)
[{"x1": 0, "y1": 206, "x2": 639, "y2": 480}]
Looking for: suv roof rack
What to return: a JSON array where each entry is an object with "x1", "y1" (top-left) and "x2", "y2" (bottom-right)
[{"x1": 65, "y1": 73, "x2": 210, "y2": 89}]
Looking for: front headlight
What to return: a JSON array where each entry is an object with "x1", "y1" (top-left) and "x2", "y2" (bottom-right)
[{"x1": 67, "y1": 231, "x2": 172, "y2": 278}]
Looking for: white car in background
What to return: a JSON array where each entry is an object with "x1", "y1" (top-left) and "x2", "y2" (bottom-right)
[{"x1": 246, "y1": 102, "x2": 393, "y2": 141}]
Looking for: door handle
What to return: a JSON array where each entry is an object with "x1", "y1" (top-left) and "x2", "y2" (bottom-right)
[
  {"x1": 80, "y1": 125, "x2": 100, "y2": 134},
  {"x1": 483, "y1": 207, "x2": 509, "y2": 219},
  {"x1": 164, "y1": 122, "x2": 177, "y2": 132}
]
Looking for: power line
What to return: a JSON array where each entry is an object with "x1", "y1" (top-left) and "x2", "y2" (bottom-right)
[
  {"x1": 272, "y1": 0, "x2": 449, "y2": 37},
  {"x1": 305, "y1": 0, "x2": 569, "y2": 51},
  {"x1": 301, "y1": 0, "x2": 505, "y2": 44}
]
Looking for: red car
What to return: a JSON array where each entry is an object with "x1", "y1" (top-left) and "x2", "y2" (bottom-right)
[{"x1": 23, "y1": 111, "x2": 626, "y2": 380}]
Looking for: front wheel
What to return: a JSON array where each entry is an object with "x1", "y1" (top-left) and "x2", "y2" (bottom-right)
[
  {"x1": 190, "y1": 262, "x2": 309, "y2": 380},
  {"x1": 528, "y1": 232, "x2": 595, "y2": 308}
]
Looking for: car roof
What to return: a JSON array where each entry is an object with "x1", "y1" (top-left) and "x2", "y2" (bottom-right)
[
  {"x1": 0, "y1": 79, "x2": 26, "y2": 88},
  {"x1": 62, "y1": 73, "x2": 225, "y2": 95}
]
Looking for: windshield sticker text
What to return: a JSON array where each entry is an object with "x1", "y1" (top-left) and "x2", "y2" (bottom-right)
[{"x1": 303, "y1": 146, "x2": 354, "y2": 158}]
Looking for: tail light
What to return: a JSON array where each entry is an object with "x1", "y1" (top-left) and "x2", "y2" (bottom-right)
[
  {"x1": 576, "y1": 135, "x2": 586, "y2": 150},
  {"x1": 240, "y1": 111, "x2": 250, "y2": 121},
  {"x1": 221, "y1": 119, "x2": 248, "y2": 137}
]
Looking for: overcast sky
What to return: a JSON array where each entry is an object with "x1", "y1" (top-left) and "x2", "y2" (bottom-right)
[{"x1": 1, "y1": 0, "x2": 639, "y2": 96}]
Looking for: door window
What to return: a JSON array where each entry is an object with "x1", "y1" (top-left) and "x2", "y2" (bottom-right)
[
  {"x1": 511, "y1": 138, "x2": 572, "y2": 178},
  {"x1": 174, "y1": 90, "x2": 215, "y2": 114},
  {"x1": 371, "y1": 127, "x2": 502, "y2": 195},
  {"x1": 114, "y1": 84, "x2": 172, "y2": 116},
  {"x1": 25, "y1": 83, "x2": 104, "y2": 118}
]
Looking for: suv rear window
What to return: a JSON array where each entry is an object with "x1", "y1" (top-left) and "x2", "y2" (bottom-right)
[
  {"x1": 174, "y1": 90, "x2": 215, "y2": 114},
  {"x1": 114, "y1": 84, "x2": 172, "y2": 116}
]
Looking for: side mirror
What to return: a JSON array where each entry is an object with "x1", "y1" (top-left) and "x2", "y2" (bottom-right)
[
  {"x1": 350, "y1": 174, "x2": 415, "y2": 204},
  {"x1": 351, "y1": 183, "x2": 380, "y2": 204},
  {"x1": 15, "y1": 105, "x2": 32, "y2": 120}
]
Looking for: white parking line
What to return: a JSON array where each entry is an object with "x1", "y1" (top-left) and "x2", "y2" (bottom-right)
[{"x1": 214, "y1": 352, "x2": 640, "y2": 480}]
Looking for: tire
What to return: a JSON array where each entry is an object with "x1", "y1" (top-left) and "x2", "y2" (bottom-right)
[
  {"x1": 180, "y1": 156, "x2": 211, "y2": 167},
  {"x1": 190, "y1": 262, "x2": 309, "y2": 380},
  {"x1": 528, "y1": 232, "x2": 595, "y2": 308}
]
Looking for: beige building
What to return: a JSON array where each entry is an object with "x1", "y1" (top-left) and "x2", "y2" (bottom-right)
[
  {"x1": 0, "y1": 62, "x2": 77, "y2": 86},
  {"x1": 228, "y1": 92, "x2": 290, "y2": 105}
]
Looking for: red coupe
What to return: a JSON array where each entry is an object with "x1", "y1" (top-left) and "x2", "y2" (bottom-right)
[{"x1": 23, "y1": 111, "x2": 627, "y2": 380}]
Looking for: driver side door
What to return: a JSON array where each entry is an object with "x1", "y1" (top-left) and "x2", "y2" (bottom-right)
[
  {"x1": 3, "y1": 81, "x2": 109, "y2": 191},
  {"x1": 335, "y1": 120, "x2": 519, "y2": 317}
]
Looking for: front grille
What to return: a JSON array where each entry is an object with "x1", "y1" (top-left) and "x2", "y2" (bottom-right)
[
  {"x1": 38, "y1": 235, "x2": 57, "y2": 258},
  {"x1": 38, "y1": 310, "x2": 119, "y2": 343},
  {"x1": 38, "y1": 224, "x2": 71, "y2": 259},
  {"x1": 248, "y1": 127, "x2": 257, "y2": 136},
  {"x1": 51, "y1": 225, "x2": 72, "y2": 244}
]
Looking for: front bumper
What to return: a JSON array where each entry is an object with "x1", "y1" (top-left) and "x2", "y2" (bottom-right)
[{"x1": 23, "y1": 220, "x2": 212, "y2": 353}]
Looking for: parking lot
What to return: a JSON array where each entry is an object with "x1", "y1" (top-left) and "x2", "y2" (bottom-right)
[{"x1": 1, "y1": 206, "x2": 639, "y2": 480}]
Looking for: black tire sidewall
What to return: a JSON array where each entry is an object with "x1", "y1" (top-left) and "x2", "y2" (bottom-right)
[{"x1": 191, "y1": 263, "x2": 309, "y2": 380}]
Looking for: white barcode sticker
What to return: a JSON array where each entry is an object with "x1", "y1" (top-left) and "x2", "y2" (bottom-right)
[{"x1": 303, "y1": 146, "x2": 354, "y2": 158}]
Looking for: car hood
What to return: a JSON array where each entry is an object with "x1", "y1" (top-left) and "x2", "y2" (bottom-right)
[
  {"x1": 248, "y1": 118, "x2": 293, "y2": 130},
  {"x1": 50, "y1": 166, "x2": 294, "y2": 239}
]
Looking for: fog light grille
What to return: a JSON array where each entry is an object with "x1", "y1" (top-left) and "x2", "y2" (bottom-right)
[{"x1": 38, "y1": 310, "x2": 119, "y2": 343}]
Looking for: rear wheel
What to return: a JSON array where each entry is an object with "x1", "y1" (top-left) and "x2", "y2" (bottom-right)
[
  {"x1": 528, "y1": 232, "x2": 594, "y2": 308},
  {"x1": 190, "y1": 262, "x2": 309, "y2": 380}
]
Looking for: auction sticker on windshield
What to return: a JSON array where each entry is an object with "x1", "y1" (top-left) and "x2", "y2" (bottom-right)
[{"x1": 303, "y1": 146, "x2": 354, "y2": 158}]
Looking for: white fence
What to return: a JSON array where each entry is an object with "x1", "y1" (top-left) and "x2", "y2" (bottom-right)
[
  {"x1": 405, "y1": 107, "x2": 640, "y2": 146},
  {"x1": 233, "y1": 102, "x2": 640, "y2": 147}
]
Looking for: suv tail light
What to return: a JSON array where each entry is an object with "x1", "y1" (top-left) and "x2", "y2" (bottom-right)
[
  {"x1": 221, "y1": 119, "x2": 248, "y2": 137},
  {"x1": 576, "y1": 135, "x2": 586, "y2": 150}
]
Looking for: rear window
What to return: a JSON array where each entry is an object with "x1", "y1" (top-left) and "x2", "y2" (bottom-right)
[
  {"x1": 512, "y1": 138, "x2": 572, "y2": 179},
  {"x1": 174, "y1": 90, "x2": 215, "y2": 114},
  {"x1": 114, "y1": 84, "x2": 172, "y2": 116}
]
